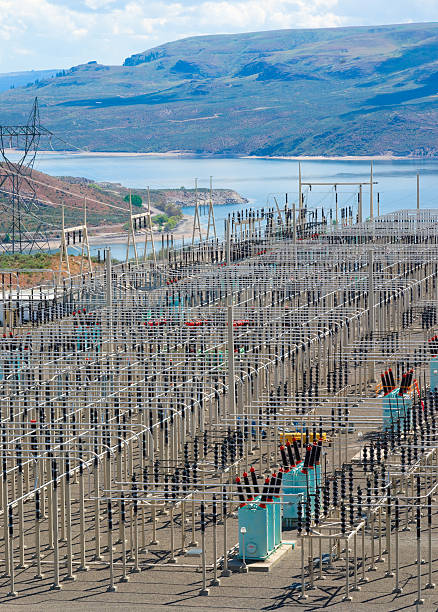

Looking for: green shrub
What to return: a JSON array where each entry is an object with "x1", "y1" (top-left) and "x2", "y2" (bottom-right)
[
  {"x1": 124, "y1": 194, "x2": 142, "y2": 207},
  {"x1": 152, "y1": 213, "x2": 169, "y2": 229}
]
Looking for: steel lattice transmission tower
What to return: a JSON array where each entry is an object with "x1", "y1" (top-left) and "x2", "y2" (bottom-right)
[{"x1": 0, "y1": 98, "x2": 53, "y2": 254}]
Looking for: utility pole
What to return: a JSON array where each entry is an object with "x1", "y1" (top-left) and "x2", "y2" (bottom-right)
[
  {"x1": 206, "y1": 176, "x2": 217, "y2": 240},
  {"x1": 192, "y1": 178, "x2": 202, "y2": 245}
]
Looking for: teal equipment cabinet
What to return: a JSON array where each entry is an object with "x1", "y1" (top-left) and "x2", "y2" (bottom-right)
[
  {"x1": 280, "y1": 441, "x2": 322, "y2": 527},
  {"x1": 431, "y1": 358, "x2": 438, "y2": 391},
  {"x1": 282, "y1": 467, "x2": 306, "y2": 527},
  {"x1": 238, "y1": 501, "x2": 272, "y2": 560},
  {"x1": 382, "y1": 388, "x2": 412, "y2": 431},
  {"x1": 237, "y1": 472, "x2": 283, "y2": 561}
]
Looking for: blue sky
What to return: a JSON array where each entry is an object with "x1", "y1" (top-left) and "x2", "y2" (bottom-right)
[{"x1": 0, "y1": 0, "x2": 437, "y2": 73}]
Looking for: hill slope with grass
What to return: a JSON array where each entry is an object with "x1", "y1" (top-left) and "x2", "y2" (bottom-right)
[
  {"x1": 1, "y1": 23, "x2": 438, "y2": 156},
  {"x1": 0, "y1": 168, "x2": 245, "y2": 240}
]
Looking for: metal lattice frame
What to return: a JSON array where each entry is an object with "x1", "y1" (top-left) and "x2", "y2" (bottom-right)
[{"x1": 0, "y1": 98, "x2": 53, "y2": 253}]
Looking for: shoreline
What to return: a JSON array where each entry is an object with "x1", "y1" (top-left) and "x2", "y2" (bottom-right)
[
  {"x1": 88, "y1": 215, "x2": 199, "y2": 247},
  {"x1": 5, "y1": 149, "x2": 436, "y2": 161},
  {"x1": 242, "y1": 154, "x2": 414, "y2": 161}
]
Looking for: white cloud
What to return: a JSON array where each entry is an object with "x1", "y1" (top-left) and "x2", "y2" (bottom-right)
[
  {"x1": 0, "y1": 0, "x2": 437, "y2": 72},
  {"x1": 84, "y1": 0, "x2": 116, "y2": 8},
  {"x1": 193, "y1": 0, "x2": 344, "y2": 30}
]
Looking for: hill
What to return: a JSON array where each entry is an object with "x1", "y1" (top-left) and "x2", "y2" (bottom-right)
[
  {"x1": 1, "y1": 23, "x2": 438, "y2": 156},
  {"x1": 0, "y1": 69, "x2": 60, "y2": 93},
  {"x1": 0, "y1": 168, "x2": 245, "y2": 241}
]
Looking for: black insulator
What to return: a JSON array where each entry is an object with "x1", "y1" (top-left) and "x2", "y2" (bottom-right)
[
  {"x1": 243, "y1": 472, "x2": 253, "y2": 501},
  {"x1": 280, "y1": 445, "x2": 288, "y2": 468},
  {"x1": 305, "y1": 500, "x2": 311, "y2": 534},
  {"x1": 267, "y1": 473, "x2": 277, "y2": 500},
  {"x1": 212, "y1": 494, "x2": 217, "y2": 525},
  {"x1": 383, "y1": 436, "x2": 389, "y2": 460},
  {"x1": 121, "y1": 492, "x2": 126, "y2": 523},
  {"x1": 332, "y1": 479, "x2": 338, "y2": 507},
  {"x1": 309, "y1": 442, "x2": 318, "y2": 467},
  {"x1": 340, "y1": 469, "x2": 346, "y2": 500},
  {"x1": 274, "y1": 470, "x2": 283, "y2": 496},
  {"x1": 376, "y1": 439, "x2": 382, "y2": 464},
  {"x1": 349, "y1": 494, "x2": 354, "y2": 526},
  {"x1": 286, "y1": 441, "x2": 295, "y2": 466},
  {"x1": 357, "y1": 486, "x2": 362, "y2": 518},
  {"x1": 259, "y1": 477, "x2": 270, "y2": 506},
  {"x1": 107, "y1": 500, "x2": 113, "y2": 530},
  {"x1": 314, "y1": 487, "x2": 320, "y2": 525},
  {"x1": 293, "y1": 437, "x2": 301, "y2": 463},
  {"x1": 340, "y1": 502, "x2": 346, "y2": 534},
  {"x1": 250, "y1": 467, "x2": 259, "y2": 495},
  {"x1": 406, "y1": 444, "x2": 412, "y2": 466},
  {"x1": 363, "y1": 445, "x2": 368, "y2": 472},
  {"x1": 366, "y1": 477, "x2": 371, "y2": 508},
  {"x1": 8, "y1": 505, "x2": 13, "y2": 538},
  {"x1": 35, "y1": 489, "x2": 41, "y2": 520},
  {"x1": 348, "y1": 464, "x2": 354, "y2": 496},
  {"x1": 302, "y1": 445, "x2": 312, "y2": 472},
  {"x1": 297, "y1": 501, "x2": 303, "y2": 533},
  {"x1": 373, "y1": 470, "x2": 379, "y2": 498},
  {"x1": 323, "y1": 482, "x2": 330, "y2": 516},
  {"x1": 200, "y1": 502, "x2": 205, "y2": 533},
  {"x1": 192, "y1": 462, "x2": 198, "y2": 485},
  {"x1": 214, "y1": 443, "x2": 219, "y2": 470},
  {"x1": 369, "y1": 444, "x2": 375, "y2": 472},
  {"x1": 315, "y1": 439, "x2": 322, "y2": 465},
  {"x1": 235, "y1": 477, "x2": 245, "y2": 504}
]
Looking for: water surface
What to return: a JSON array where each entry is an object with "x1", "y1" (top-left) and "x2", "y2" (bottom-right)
[{"x1": 27, "y1": 153, "x2": 438, "y2": 259}]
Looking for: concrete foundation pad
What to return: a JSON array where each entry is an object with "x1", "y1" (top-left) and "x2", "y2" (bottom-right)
[{"x1": 247, "y1": 541, "x2": 296, "y2": 572}]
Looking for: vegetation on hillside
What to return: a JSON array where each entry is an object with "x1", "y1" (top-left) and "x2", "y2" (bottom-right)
[
  {"x1": 151, "y1": 212, "x2": 182, "y2": 231},
  {"x1": 1, "y1": 23, "x2": 438, "y2": 156},
  {"x1": 0, "y1": 252, "x2": 53, "y2": 270}
]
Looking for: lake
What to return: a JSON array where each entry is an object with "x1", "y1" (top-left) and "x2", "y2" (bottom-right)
[{"x1": 28, "y1": 153, "x2": 438, "y2": 260}]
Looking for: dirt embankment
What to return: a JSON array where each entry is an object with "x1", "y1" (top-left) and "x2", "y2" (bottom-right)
[
  {"x1": 0, "y1": 168, "x2": 247, "y2": 248},
  {"x1": 0, "y1": 253, "x2": 103, "y2": 289}
]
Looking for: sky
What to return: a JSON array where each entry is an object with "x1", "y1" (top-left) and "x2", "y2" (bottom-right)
[{"x1": 0, "y1": 0, "x2": 437, "y2": 73}]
